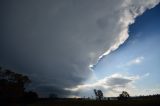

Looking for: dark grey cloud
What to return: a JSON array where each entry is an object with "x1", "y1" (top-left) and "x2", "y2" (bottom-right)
[
  {"x1": 107, "y1": 78, "x2": 132, "y2": 86},
  {"x1": 0, "y1": 0, "x2": 159, "y2": 97}
]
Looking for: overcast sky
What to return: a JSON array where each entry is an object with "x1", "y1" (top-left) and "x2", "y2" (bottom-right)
[{"x1": 0, "y1": 0, "x2": 160, "y2": 97}]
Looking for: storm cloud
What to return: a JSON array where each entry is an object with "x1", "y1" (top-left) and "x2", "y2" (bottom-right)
[{"x1": 0, "y1": 0, "x2": 159, "y2": 97}]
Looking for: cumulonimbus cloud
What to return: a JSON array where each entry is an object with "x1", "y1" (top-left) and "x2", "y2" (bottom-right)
[{"x1": 0, "y1": 0, "x2": 159, "y2": 97}]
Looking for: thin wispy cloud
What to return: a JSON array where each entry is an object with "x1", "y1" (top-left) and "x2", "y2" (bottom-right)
[
  {"x1": 127, "y1": 56, "x2": 144, "y2": 66},
  {"x1": 118, "y1": 56, "x2": 144, "y2": 68}
]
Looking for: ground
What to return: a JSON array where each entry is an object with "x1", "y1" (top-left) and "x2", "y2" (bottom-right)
[{"x1": 8, "y1": 98, "x2": 160, "y2": 106}]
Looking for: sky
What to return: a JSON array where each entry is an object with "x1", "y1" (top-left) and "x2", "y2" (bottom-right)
[{"x1": 0, "y1": 0, "x2": 160, "y2": 98}]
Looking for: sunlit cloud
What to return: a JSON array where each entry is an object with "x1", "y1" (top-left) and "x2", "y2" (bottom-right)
[
  {"x1": 65, "y1": 72, "x2": 151, "y2": 97},
  {"x1": 65, "y1": 73, "x2": 139, "y2": 96}
]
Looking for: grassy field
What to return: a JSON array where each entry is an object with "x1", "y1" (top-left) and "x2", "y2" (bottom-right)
[{"x1": 11, "y1": 98, "x2": 160, "y2": 106}]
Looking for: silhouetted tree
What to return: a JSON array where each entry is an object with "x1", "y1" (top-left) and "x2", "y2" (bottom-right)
[
  {"x1": 94, "y1": 89, "x2": 103, "y2": 100},
  {"x1": 118, "y1": 91, "x2": 130, "y2": 100},
  {"x1": 0, "y1": 67, "x2": 31, "y2": 102}
]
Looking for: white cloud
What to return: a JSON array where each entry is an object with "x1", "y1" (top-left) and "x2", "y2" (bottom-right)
[
  {"x1": 65, "y1": 73, "x2": 139, "y2": 96},
  {"x1": 117, "y1": 56, "x2": 144, "y2": 68},
  {"x1": 127, "y1": 56, "x2": 144, "y2": 66},
  {"x1": 65, "y1": 72, "x2": 151, "y2": 97}
]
